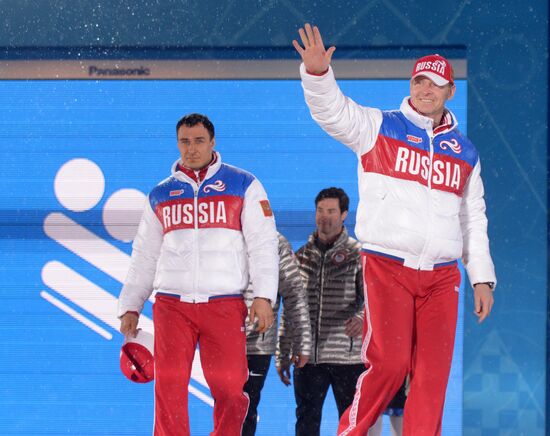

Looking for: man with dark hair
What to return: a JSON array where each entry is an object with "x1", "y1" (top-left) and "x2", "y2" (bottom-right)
[
  {"x1": 176, "y1": 112, "x2": 215, "y2": 139},
  {"x1": 118, "y1": 113, "x2": 279, "y2": 435},
  {"x1": 315, "y1": 186, "x2": 349, "y2": 213},
  {"x1": 293, "y1": 24, "x2": 496, "y2": 436},
  {"x1": 276, "y1": 187, "x2": 364, "y2": 436},
  {"x1": 242, "y1": 232, "x2": 312, "y2": 436}
]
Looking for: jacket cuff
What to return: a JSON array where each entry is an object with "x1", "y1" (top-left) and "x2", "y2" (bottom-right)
[{"x1": 306, "y1": 67, "x2": 329, "y2": 76}]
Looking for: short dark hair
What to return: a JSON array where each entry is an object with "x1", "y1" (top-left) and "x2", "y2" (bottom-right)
[
  {"x1": 315, "y1": 187, "x2": 349, "y2": 213},
  {"x1": 176, "y1": 113, "x2": 215, "y2": 139}
]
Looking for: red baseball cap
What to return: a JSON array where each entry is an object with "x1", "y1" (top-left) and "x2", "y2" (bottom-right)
[
  {"x1": 120, "y1": 329, "x2": 154, "y2": 383},
  {"x1": 411, "y1": 54, "x2": 454, "y2": 86}
]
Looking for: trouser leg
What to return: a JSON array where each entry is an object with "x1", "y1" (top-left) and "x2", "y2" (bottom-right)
[
  {"x1": 403, "y1": 265, "x2": 460, "y2": 436},
  {"x1": 198, "y1": 297, "x2": 249, "y2": 436},
  {"x1": 338, "y1": 254, "x2": 414, "y2": 436},
  {"x1": 242, "y1": 354, "x2": 271, "y2": 436},
  {"x1": 330, "y1": 364, "x2": 366, "y2": 418},
  {"x1": 294, "y1": 363, "x2": 331, "y2": 436},
  {"x1": 153, "y1": 296, "x2": 198, "y2": 436}
]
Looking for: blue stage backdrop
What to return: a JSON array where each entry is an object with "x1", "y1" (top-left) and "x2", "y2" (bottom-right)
[{"x1": 0, "y1": 78, "x2": 467, "y2": 435}]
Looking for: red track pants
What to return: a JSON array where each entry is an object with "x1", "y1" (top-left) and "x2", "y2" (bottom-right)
[
  {"x1": 152, "y1": 295, "x2": 250, "y2": 436},
  {"x1": 338, "y1": 252, "x2": 460, "y2": 436}
]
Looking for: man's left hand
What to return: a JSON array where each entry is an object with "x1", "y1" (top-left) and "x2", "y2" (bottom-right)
[
  {"x1": 344, "y1": 316, "x2": 363, "y2": 337},
  {"x1": 249, "y1": 298, "x2": 274, "y2": 333},
  {"x1": 473, "y1": 283, "x2": 494, "y2": 323}
]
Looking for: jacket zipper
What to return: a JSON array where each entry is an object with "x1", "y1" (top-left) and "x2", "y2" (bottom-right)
[
  {"x1": 417, "y1": 133, "x2": 435, "y2": 268},
  {"x1": 314, "y1": 251, "x2": 326, "y2": 364},
  {"x1": 192, "y1": 180, "x2": 199, "y2": 302}
]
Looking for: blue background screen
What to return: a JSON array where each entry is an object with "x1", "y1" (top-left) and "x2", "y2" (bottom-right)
[{"x1": 0, "y1": 79, "x2": 467, "y2": 435}]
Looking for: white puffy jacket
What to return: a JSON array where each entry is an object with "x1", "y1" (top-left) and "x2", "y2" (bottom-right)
[
  {"x1": 117, "y1": 152, "x2": 279, "y2": 317},
  {"x1": 301, "y1": 64, "x2": 496, "y2": 287}
]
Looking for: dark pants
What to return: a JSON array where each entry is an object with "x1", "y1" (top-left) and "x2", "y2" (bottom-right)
[
  {"x1": 242, "y1": 354, "x2": 272, "y2": 436},
  {"x1": 294, "y1": 363, "x2": 365, "y2": 436}
]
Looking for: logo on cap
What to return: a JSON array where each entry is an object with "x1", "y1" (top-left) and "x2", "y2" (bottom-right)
[{"x1": 415, "y1": 60, "x2": 446, "y2": 76}]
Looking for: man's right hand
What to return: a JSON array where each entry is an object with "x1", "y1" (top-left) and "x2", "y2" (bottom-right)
[
  {"x1": 292, "y1": 354, "x2": 309, "y2": 368},
  {"x1": 120, "y1": 311, "x2": 139, "y2": 338},
  {"x1": 292, "y1": 23, "x2": 336, "y2": 75},
  {"x1": 277, "y1": 354, "x2": 309, "y2": 386}
]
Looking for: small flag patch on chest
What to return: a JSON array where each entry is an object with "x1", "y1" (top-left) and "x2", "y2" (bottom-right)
[
  {"x1": 407, "y1": 134, "x2": 423, "y2": 144},
  {"x1": 169, "y1": 189, "x2": 184, "y2": 197},
  {"x1": 259, "y1": 200, "x2": 273, "y2": 217}
]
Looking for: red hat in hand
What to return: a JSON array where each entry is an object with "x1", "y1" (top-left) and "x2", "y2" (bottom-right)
[{"x1": 120, "y1": 329, "x2": 154, "y2": 383}]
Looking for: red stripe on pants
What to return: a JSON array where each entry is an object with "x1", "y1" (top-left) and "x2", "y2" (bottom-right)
[
  {"x1": 338, "y1": 253, "x2": 460, "y2": 436},
  {"x1": 153, "y1": 296, "x2": 250, "y2": 436}
]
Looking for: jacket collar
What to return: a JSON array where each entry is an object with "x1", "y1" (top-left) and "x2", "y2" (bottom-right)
[
  {"x1": 308, "y1": 226, "x2": 349, "y2": 252},
  {"x1": 171, "y1": 151, "x2": 222, "y2": 185},
  {"x1": 400, "y1": 97, "x2": 458, "y2": 137}
]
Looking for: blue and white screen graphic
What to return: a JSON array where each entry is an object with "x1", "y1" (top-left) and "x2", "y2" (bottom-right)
[{"x1": 0, "y1": 78, "x2": 466, "y2": 435}]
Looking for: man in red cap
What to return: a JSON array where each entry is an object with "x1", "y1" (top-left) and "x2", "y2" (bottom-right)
[{"x1": 293, "y1": 24, "x2": 496, "y2": 436}]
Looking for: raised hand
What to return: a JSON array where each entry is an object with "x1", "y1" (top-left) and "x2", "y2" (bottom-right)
[{"x1": 292, "y1": 23, "x2": 336, "y2": 75}]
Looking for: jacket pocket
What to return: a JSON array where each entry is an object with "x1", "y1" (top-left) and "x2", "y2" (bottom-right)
[{"x1": 363, "y1": 191, "x2": 387, "y2": 230}]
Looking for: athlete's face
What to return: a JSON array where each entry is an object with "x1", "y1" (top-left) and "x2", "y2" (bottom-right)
[
  {"x1": 315, "y1": 198, "x2": 347, "y2": 242},
  {"x1": 177, "y1": 123, "x2": 215, "y2": 170},
  {"x1": 409, "y1": 76, "x2": 456, "y2": 125}
]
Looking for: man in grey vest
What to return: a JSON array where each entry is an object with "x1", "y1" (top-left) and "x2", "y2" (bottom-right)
[{"x1": 277, "y1": 187, "x2": 364, "y2": 436}]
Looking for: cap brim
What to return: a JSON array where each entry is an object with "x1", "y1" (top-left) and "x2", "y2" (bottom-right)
[{"x1": 412, "y1": 71, "x2": 449, "y2": 86}]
